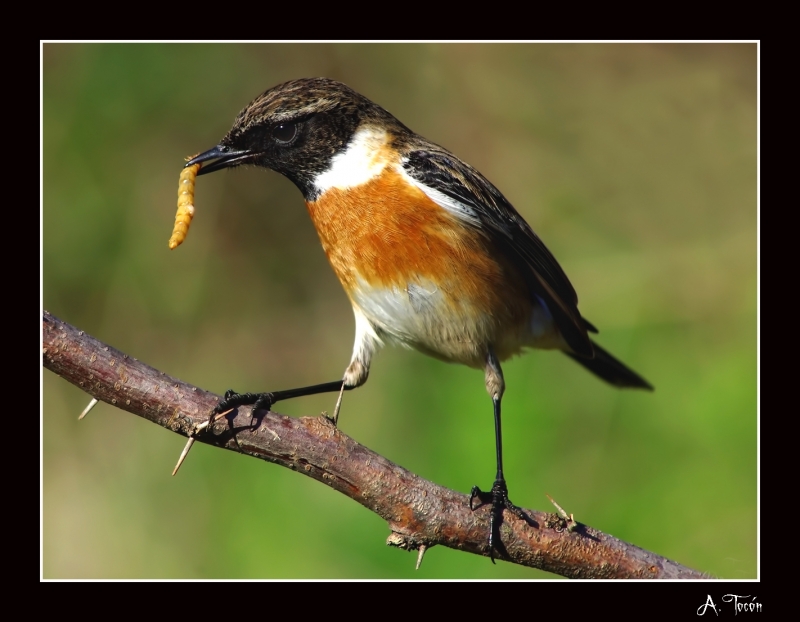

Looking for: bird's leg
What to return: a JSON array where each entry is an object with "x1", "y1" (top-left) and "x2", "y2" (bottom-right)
[
  {"x1": 208, "y1": 326, "x2": 375, "y2": 433},
  {"x1": 469, "y1": 350, "x2": 527, "y2": 562},
  {"x1": 332, "y1": 382, "x2": 347, "y2": 426},
  {"x1": 330, "y1": 357, "x2": 369, "y2": 426},
  {"x1": 207, "y1": 381, "x2": 353, "y2": 431}
]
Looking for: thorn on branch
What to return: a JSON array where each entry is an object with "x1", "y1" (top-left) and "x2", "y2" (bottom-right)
[
  {"x1": 78, "y1": 398, "x2": 99, "y2": 420},
  {"x1": 170, "y1": 409, "x2": 234, "y2": 476},
  {"x1": 416, "y1": 545, "x2": 427, "y2": 570},
  {"x1": 546, "y1": 494, "x2": 578, "y2": 532},
  {"x1": 172, "y1": 436, "x2": 196, "y2": 476},
  {"x1": 386, "y1": 532, "x2": 429, "y2": 569}
]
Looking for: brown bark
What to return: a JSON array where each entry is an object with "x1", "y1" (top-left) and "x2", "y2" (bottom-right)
[{"x1": 42, "y1": 310, "x2": 707, "y2": 579}]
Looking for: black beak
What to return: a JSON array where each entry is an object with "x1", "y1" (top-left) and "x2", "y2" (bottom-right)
[{"x1": 186, "y1": 145, "x2": 256, "y2": 175}]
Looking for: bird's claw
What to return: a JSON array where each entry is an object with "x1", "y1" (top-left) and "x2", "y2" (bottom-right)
[
  {"x1": 469, "y1": 479, "x2": 526, "y2": 563},
  {"x1": 205, "y1": 390, "x2": 276, "y2": 434}
]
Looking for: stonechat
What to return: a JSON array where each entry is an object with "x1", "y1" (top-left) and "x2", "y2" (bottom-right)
[{"x1": 185, "y1": 78, "x2": 652, "y2": 561}]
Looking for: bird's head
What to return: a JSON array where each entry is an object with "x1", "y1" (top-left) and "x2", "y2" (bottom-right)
[{"x1": 187, "y1": 78, "x2": 406, "y2": 198}]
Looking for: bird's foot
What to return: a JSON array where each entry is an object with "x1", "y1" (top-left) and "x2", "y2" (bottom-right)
[
  {"x1": 205, "y1": 389, "x2": 275, "y2": 433},
  {"x1": 173, "y1": 390, "x2": 275, "y2": 476},
  {"x1": 470, "y1": 479, "x2": 527, "y2": 563}
]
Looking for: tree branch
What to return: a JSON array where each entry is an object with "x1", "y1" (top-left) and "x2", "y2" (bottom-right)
[{"x1": 42, "y1": 310, "x2": 706, "y2": 579}]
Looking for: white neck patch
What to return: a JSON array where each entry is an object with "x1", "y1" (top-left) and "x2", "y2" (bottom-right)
[{"x1": 313, "y1": 126, "x2": 392, "y2": 193}]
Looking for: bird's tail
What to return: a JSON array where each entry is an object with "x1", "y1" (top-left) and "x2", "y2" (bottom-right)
[{"x1": 564, "y1": 340, "x2": 653, "y2": 390}]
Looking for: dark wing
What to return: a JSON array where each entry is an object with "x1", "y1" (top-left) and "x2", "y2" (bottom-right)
[{"x1": 403, "y1": 149, "x2": 595, "y2": 357}]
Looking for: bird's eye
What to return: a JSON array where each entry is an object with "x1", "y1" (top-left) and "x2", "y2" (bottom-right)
[{"x1": 272, "y1": 122, "x2": 298, "y2": 144}]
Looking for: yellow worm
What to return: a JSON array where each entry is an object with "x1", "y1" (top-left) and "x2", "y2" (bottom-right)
[{"x1": 169, "y1": 161, "x2": 201, "y2": 249}]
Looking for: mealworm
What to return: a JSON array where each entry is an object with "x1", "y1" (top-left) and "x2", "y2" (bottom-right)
[{"x1": 168, "y1": 161, "x2": 201, "y2": 249}]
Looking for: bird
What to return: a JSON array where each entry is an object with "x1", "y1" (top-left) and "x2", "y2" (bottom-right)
[{"x1": 185, "y1": 77, "x2": 653, "y2": 561}]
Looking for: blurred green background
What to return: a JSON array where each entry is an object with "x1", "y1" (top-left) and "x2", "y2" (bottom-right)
[{"x1": 42, "y1": 43, "x2": 757, "y2": 579}]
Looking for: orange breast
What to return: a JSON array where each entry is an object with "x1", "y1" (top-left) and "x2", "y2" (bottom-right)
[{"x1": 306, "y1": 167, "x2": 533, "y2": 351}]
